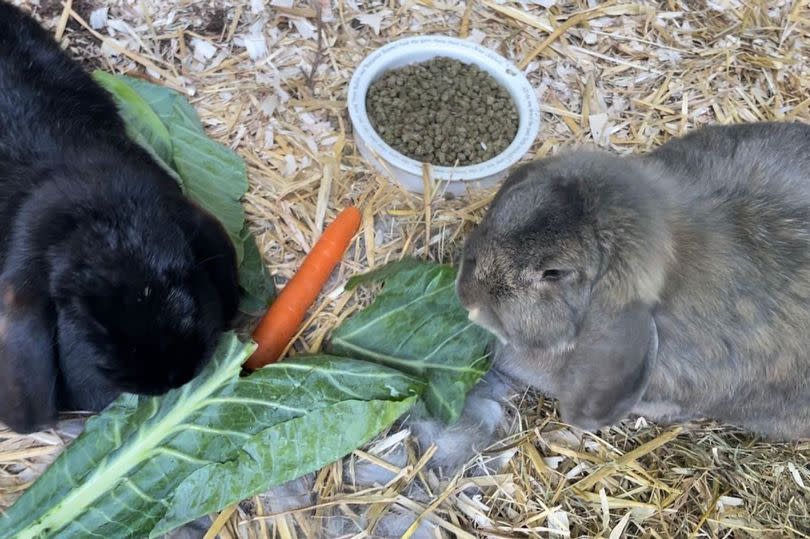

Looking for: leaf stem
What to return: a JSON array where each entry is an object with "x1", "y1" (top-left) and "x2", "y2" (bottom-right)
[{"x1": 11, "y1": 340, "x2": 254, "y2": 539}]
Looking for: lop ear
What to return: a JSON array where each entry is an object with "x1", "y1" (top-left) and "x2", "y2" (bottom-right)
[
  {"x1": 558, "y1": 301, "x2": 658, "y2": 432},
  {"x1": 0, "y1": 185, "x2": 80, "y2": 433},
  {"x1": 0, "y1": 281, "x2": 59, "y2": 434},
  {"x1": 175, "y1": 201, "x2": 239, "y2": 323}
]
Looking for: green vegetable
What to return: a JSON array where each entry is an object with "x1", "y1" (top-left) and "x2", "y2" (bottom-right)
[
  {"x1": 91, "y1": 71, "x2": 175, "y2": 173},
  {"x1": 91, "y1": 71, "x2": 274, "y2": 313},
  {"x1": 0, "y1": 334, "x2": 421, "y2": 539},
  {"x1": 2, "y1": 249, "x2": 488, "y2": 535},
  {"x1": 330, "y1": 259, "x2": 493, "y2": 424}
]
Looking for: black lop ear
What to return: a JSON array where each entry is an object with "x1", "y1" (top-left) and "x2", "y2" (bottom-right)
[
  {"x1": 175, "y1": 201, "x2": 240, "y2": 323},
  {"x1": 0, "y1": 281, "x2": 59, "y2": 434},
  {"x1": 0, "y1": 185, "x2": 74, "y2": 434},
  {"x1": 558, "y1": 301, "x2": 658, "y2": 432}
]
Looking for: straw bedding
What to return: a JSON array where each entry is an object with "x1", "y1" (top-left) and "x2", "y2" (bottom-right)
[{"x1": 2, "y1": 0, "x2": 809, "y2": 537}]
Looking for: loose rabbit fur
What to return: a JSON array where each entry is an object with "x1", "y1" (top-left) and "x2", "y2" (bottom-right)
[
  {"x1": 411, "y1": 121, "x2": 810, "y2": 473},
  {"x1": 0, "y1": 2, "x2": 240, "y2": 433}
]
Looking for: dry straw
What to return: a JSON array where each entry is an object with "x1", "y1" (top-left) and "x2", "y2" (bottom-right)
[{"x1": 2, "y1": 1, "x2": 810, "y2": 538}]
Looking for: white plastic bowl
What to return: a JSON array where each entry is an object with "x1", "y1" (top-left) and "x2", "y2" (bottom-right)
[{"x1": 348, "y1": 35, "x2": 540, "y2": 195}]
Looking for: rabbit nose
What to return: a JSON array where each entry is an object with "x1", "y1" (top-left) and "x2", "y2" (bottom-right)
[{"x1": 466, "y1": 306, "x2": 510, "y2": 344}]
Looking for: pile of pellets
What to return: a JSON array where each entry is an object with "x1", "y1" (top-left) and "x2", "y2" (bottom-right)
[{"x1": 365, "y1": 57, "x2": 519, "y2": 167}]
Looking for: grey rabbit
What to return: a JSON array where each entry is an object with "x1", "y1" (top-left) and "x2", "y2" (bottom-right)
[{"x1": 410, "y1": 121, "x2": 810, "y2": 472}]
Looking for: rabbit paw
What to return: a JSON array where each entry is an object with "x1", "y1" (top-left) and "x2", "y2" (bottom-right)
[{"x1": 406, "y1": 370, "x2": 514, "y2": 475}]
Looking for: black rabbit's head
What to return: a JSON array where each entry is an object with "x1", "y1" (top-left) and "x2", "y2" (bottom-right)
[
  {"x1": 47, "y1": 193, "x2": 240, "y2": 399},
  {"x1": 0, "y1": 159, "x2": 241, "y2": 433}
]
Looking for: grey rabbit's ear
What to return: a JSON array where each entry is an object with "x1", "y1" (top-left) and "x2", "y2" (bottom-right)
[
  {"x1": 558, "y1": 301, "x2": 658, "y2": 432},
  {"x1": 0, "y1": 280, "x2": 59, "y2": 434}
]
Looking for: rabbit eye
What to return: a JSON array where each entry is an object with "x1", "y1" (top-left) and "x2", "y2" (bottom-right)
[
  {"x1": 136, "y1": 286, "x2": 152, "y2": 304},
  {"x1": 541, "y1": 269, "x2": 568, "y2": 282}
]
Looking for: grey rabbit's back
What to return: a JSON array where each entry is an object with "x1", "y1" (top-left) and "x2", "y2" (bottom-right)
[
  {"x1": 637, "y1": 122, "x2": 810, "y2": 437},
  {"x1": 647, "y1": 122, "x2": 810, "y2": 192}
]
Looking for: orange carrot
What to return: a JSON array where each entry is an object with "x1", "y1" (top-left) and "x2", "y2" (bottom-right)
[{"x1": 245, "y1": 206, "x2": 362, "y2": 369}]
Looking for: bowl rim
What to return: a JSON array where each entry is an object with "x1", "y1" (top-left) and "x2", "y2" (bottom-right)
[{"x1": 347, "y1": 35, "x2": 541, "y2": 182}]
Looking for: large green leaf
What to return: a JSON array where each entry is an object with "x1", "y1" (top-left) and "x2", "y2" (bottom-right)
[
  {"x1": 0, "y1": 334, "x2": 421, "y2": 538},
  {"x1": 330, "y1": 259, "x2": 493, "y2": 424},
  {"x1": 92, "y1": 71, "x2": 274, "y2": 312},
  {"x1": 91, "y1": 71, "x2": 173, "y2": 161}
]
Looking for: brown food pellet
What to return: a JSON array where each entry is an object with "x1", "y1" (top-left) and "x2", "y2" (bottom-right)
[{"x1": 365, "y1": 57, "x2": 519, "y2": 167}]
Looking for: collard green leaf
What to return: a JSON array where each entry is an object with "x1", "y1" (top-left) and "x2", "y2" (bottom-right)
[
  {"x1": 345, "y1": 257, "x2": 427, "y2": 290},
  {"x1": 330, "y1": 259, "x2": 493, "y2": 424},
  {"x1": 169, "y1": 120, "x2": 247, "y2": 246},
  {"x1": 91, "y1": 71, "x2": 179, "y2": 182},
  {"x1": 238, "y1": 224, "x2": 277, "y2": 316},
  {"x1": 1, "y1": 334, "x2": 421, "y2": 539},
  {"x1": 96, "y1": 72, "x2": 205, "y2": 134},
  {"x1": 91, "y1": 71, "x2": 272, "y2": 311}
]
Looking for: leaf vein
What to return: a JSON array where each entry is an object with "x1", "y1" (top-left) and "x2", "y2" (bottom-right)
[
  {"x1": 334, "y1": 282, "x2": 454, "y2": 340},
  {"x1": 172, "y1": 424, "x2": 251, "y2": 440},
  {"x1": 205, "y1": 397, "x2": 309, "y2": 415},
  {"x1": 123, "y1": 478, "x2": 169, "y2": 508},
  {"x1": 328, "y1": 339, "x2": 482, "y2": 373},
  {"x1": 151, "y1": 448, "x2": 216, "y2": 467}
]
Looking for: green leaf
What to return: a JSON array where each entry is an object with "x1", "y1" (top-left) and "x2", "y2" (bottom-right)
[
  {"x1": 345, "y1": 257, "x2": 427, "y2": 290},
  {"x1": 238, "y1": 224, "x2": 277, "y2": 316},
  {"x1": 1, "y1": 334, "x2": 421, "y2": 538},
  {"x1": 97, "y1": 73, "x2": 205, "y2": 134},
  {"x1": 330, "y1": 259, "x2": 493, "y2": 424},
  {"x1": 169, "y1": 120, "x2": 248, "y2": 248},
  {"x1": 91, "y1": 71, "x2": 272, "y2": 312},
  {"x1": 91, "y1": 71, "x2": 179, "y2": 182}
]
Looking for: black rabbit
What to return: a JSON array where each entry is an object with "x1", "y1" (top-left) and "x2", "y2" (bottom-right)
[{"x1": 0, "y1": 2, "x2": 240, "y2": 434}]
